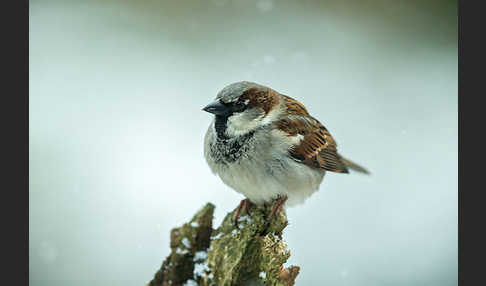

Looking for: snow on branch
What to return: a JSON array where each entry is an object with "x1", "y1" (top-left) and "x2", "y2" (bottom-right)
[{"x1": 148, "y1": 202, "x2": 300, "y2": 286}]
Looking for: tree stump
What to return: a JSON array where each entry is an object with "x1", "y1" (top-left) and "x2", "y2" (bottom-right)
[{"x1": 148, "y1": 202, "x2": 300, "y2": 286}]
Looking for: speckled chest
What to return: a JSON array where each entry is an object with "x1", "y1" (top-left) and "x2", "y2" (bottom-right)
[{"x1": 208, "y1": 132, "x2": 256, "y2": 164}]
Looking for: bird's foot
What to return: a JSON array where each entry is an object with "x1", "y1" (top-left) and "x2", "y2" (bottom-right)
[
  {"x1": 232, "y1": 199, "x2": 251, "y2": 224},
  {"x1": 269, "y1": 195, "x2": 288, "y2": 220}
]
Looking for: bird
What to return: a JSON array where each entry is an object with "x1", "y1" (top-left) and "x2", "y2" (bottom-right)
[{"x1": 202, "y1": 81, "x2": 369, "y2": 221}]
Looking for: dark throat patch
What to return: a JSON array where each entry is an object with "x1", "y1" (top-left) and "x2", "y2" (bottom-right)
[
  {"x1": 212, "y1": 115, "x2": 256, "y2": 163},
  {"x1": 214, "y1": 115, "x2": 230, "y2": 140}
]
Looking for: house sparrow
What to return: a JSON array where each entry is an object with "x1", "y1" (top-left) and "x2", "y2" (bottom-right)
[{"x1": 203, "y1": 81, "x2": 369, "y2": 221}]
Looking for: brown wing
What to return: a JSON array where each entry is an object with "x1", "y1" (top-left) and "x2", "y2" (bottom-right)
[
  {"x1": 282, "y1": 95, "x2": 311, "y2": 116},
  {"x1": 277, "y1": 113, "x2": 349, "y2": 174}
]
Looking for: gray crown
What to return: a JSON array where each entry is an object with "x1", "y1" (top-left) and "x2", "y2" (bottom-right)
[{"x1": 216, "y1": 81, "x2": 268, "y2": 103}]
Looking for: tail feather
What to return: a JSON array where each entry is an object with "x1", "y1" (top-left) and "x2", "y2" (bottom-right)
[{"x1": 339, "y1": 155, "x2": 370, "y2": 175}]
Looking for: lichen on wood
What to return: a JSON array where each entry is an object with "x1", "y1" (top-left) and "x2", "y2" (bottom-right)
[
  {"x1": 148, "y1": 203, "x2": 215, "y2": 286},
  {"x1": 148, "y1": 202, "x2": 300, "y2": 286}
]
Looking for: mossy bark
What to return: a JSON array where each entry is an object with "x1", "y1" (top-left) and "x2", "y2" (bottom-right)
[{"x1": 148, "y1": 202, "x2": 300, "y2": 286}]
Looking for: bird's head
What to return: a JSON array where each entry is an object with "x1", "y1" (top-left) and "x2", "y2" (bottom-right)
[{"x1": 202, "y1": 81, "x2": 283, "y2": 139}]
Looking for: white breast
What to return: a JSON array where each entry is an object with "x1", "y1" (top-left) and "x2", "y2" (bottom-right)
[{"x1": 204, "y1": 123, "x2": 326, "y2": 207}]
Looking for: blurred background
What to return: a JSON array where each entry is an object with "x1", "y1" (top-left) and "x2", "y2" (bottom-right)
[{"x1": 29, "y1": 0, "x2": 457, "y2": 285}]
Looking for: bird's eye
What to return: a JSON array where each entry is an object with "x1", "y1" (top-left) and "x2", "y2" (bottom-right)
[{"x1": 233, "y1": 101, "x2": 247, "y2": 112}]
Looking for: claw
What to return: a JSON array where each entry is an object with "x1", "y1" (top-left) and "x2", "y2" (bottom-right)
[
  {"x1": 269, "y1": 195, "x2": 288, "y2": 220},
  {"x1": 232, "y1": 199, "x2": 251, "y2": 224}
]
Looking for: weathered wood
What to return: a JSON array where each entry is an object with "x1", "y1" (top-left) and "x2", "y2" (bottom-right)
[{"x1": 148, "y1": 202, "x2": 300, "y2": 286}]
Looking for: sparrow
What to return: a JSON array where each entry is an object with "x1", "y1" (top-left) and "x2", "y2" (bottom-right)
[{"x1": 203, "y1": 81, "x2": 369, "y2": 221}]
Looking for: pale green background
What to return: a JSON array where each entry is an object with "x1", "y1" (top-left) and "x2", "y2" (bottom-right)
[{"x1": 29, "y1": 0, "x2": 457, "y2": 285}]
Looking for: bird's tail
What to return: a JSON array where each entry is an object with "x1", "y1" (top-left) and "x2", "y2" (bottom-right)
[{"x1": 339, "y1": 155, "x2": 370, "y2": 175}]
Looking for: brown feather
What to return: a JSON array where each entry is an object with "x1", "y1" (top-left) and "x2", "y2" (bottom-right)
[
  {"x1": 239, "y1": 87, "x2": 278, "y2": 115},
  {"x1": 276, "y1": 96, "x2": 348, "y2": 173},
  {"x1": 282, "y1": 95, "x2": 310, "y2": 116}
]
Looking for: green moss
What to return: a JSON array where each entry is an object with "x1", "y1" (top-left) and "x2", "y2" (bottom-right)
[
  {"x1": 149, "y1": 203, "x2": 215, "y2": 286},
  {"x1": 201, "y1": 203, "x2": 299, "y2": 286},
  {"x1": 149, "y1": 202, "x2": 299, "y2": 286}
]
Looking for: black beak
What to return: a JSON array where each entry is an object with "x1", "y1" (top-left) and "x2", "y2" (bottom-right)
[{"x1": 202, "y1": 100, "x2": 231, "y2": 116}]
